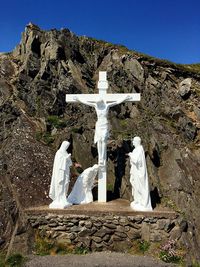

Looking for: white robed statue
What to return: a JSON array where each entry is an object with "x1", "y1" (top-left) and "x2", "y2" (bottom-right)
[
  {"x1": 68, "y1": 164, "x2": 99, "y2": 204},
  {"x1": 128, "y1": 136, "x2": 152, "y2": 211},
  {"x1": 49, "y1": 141, "x2": 72, "y2": 209}
]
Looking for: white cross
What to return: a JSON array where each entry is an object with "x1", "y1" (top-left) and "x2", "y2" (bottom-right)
[{"x1": 66, "y1": 71, "x2": 140, "y2": 202}]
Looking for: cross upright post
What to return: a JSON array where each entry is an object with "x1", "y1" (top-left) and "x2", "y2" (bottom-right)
[{"x1": 66, "y1": 71, "x2": 140, "y2": 202}]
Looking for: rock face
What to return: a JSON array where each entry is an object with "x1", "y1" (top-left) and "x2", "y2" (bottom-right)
[
  {"x1": 0, "y1": 23, "x2": 200, "y2": 261},
  {"x1": 179, "y1": 78, "x2": 192, "y2": 99}
]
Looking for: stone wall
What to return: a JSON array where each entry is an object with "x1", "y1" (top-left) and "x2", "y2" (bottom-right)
[{"x1": 26, "y1": 212, "x2": 185, "y2": 252}]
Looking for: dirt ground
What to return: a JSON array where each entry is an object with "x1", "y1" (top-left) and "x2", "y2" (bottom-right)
[{"x1": 24, "y1": 252, "x2": 175, "y2": 267}]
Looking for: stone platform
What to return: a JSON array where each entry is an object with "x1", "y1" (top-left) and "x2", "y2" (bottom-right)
[
  {"x1": 23, "y1": 199, "x2": 185, "y2": 253},
  {"x1": 25, "y1": 199, "x2": 176, "y2": 217}
]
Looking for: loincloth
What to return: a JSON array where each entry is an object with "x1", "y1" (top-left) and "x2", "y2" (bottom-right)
[{"x1": 94, "y1": 121, "x2": 109, "y2": 143}]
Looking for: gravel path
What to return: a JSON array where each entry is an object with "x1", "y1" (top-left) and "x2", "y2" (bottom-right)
[{"x1": 25, "y1": 252, "x2": 175, "y2": 267}]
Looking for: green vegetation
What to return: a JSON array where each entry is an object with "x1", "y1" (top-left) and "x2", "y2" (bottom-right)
[
  {"x1": 47, "y1": 115, "x2": 67, "y2": 129},
  {"x1": 0, "y1": 253, "x2": 5, "y2": 267},
  {"x1": 192, "y1": 261, "x2": 200, "y2": 267},
  {"x1": 35, "y1": 235, "x2": 55, "y2": 256},
  {"x1": 82, "y1": 35, "x2": 200, "y2": 76},
  {"x1": 159, "y1": 250, "x2": 182, "y2": 264},
  {"x1": 71, "y1": 127, "x2": 81, "y2": 133},
  {"x1": 112, "y1": 129, "x2": 133, "y2": 140},
  {"x1": 35, "y1": 132, "x2": 55, "y2": 145},
  {"x1": 107, "y1": 183, "x2": 114, "y2": 192},
  {"x1": 74, "y1": 246, "x2": 89, "y2": 255},
  {"x1": 6, "y1": 254, "x2": 25, "y2": 267},
  {"x1": 0, "y1": 253, "x2": 25, "y2": 267},
  {"x1": 138, "y1": 240, "x2": 150, "y2": 254},
  {"x1": 35, "y1": 115, "x2": 67, "y2": 145},
  {"x1": 129, "y1": 239, "x2": 150, "y2": 255},
  {"x1": 129, "y1": 239, "x2": 186, "y2": 264},
  {"x1": 80, "y1": 36, "x2": 114, "y2": 48},
  {"x1": 182, "y1": 63, "x2": 200, "y2": 74},
  {"x1": 159, "y1": 239, "x2": 184, "y2": 265},
  {"x1": 36, "y1": 96, "x2": 42, "y2": 115},
  {"x1": 34, "y1": 233, "x2": 89, "y2": 256},
  {"x1": 119, "y1": 119, "x2": 128, "y2": 128},
  {"x1": 43, "y1": 133, "x2": 55, "y2": 145},
  {"x1": 161, "y1": 196, "x2": 182, "y2": 213},
  {"x1": 35, "y1": 234, "x2": 74, "y2": 255}
]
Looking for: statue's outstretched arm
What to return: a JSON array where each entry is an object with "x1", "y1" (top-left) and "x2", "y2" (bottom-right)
[
  {"x1": 73, "y1": 96, "x2": 95, "y2": 107},
  {"x1": 107, "y1": 95, "x2": 131, "y2": 108}
]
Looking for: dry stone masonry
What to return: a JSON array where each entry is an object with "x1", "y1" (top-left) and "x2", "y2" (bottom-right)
[{"x1": 27, "y1": 212, "x2": 185, "y2": 252}]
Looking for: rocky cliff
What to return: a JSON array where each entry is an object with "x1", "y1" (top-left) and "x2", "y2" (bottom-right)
[{"x1": 0, "y1": 23, "x2": 200, "y2": 262}]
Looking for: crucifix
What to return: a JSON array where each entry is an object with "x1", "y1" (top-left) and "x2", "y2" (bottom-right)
[{"x1": 66, "y1": 71, "x2": 140, "y2": 202}]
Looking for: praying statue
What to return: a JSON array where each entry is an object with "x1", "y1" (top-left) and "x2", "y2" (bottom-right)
[
  {"x1": 49, "y1": 141, "x2": 72, "y2": 209},
  {"x1": 73, "y1": 96, "x2": 129, "y2": 166},
  {"x1": 68, "y1": 164, "x2": 99, "y2": 204},
  {"x1": 128, "y1": 136, "x2": 152, "y2": 211}
]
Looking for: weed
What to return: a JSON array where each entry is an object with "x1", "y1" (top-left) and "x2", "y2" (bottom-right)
[
  {"x1": 52, "y1": 242, "x2": 74, "y2": 255},
  {"x1": 35, "y1": 236, "x2": 75, "y2": 256},
  {"x1": 159, "y1": 251, "x2": 182, "y2": 264},
  {"x1": 129, "y1": 240, "x2": 150, "y2": 255},
  {"x1": 74, "y1": 246, "x2": 89, "y2": 255},
  {"x1": 71, "y1": 127, "x2": 82, "y2": 134},
  {"x1": 36, "y1": 96, "x2": 42, "y2": 114},
  {"x1": 42, "y1": 133, "x2": 55, "y2": 145},
  {"x1": 159, "y1": 239, "x2": 183, "y2": 264},
  {"x1": 6, "y1": 253, "x2": 25, "y2": 267},
  {"x1": 161, "y1": 197, "x2": 181, "y2": 213},
  {"x1": 112, "y1": 130, "x2": 133, "y2": 140},
  {"x1": 192, "y1": 261, "x2": 200, "y2": 267},
  {"x1": 119, "y1": 119, "x2": 128, "y2": 128},
  {"x1": 0, "y1": 253, "x2": 26, "y2": 267},
  {"x1": 35, "y1": 131, "x2": 55, "y2": 145},
  {"x1": 35, "y1": 131, "x2": 43, "y2": 141},
  {"x1": 35, "y1": 234, "x2": 54, "y2": 255},
  {"x1": 0, "y1": 253, "x2": 5, "y2": 267},
  {"x1": 47, "y1": 115, "x2": 67, "y2": 129},
  {"x1": 138, "y1": 240, "x2": 150, "y2": 254},
  {"x1": 35, "y1": 240, "x2": 54, "y2": 255}
]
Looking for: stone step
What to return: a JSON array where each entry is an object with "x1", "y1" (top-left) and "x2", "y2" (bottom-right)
[{"x1": 24, "y1": 199, "x2": 177, "y2": 219}]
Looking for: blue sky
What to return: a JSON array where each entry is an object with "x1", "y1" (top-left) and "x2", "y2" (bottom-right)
[{"x1": 0, "y1": 0, "x2": 199, "y2": 64}]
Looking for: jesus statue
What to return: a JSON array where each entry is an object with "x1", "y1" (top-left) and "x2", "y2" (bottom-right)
[{"x1": 73, "y1": 95, "x2": 130, "y2": 165}]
